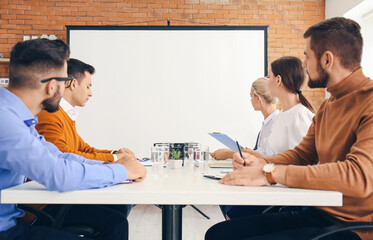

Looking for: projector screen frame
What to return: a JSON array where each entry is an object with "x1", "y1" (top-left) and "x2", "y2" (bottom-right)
[
  {"x1": 67, "y1": 25, "x2": 268, "y2": 75},
  {"x1": 66, "y1": 25, "x2": 268, "y2": 158}
]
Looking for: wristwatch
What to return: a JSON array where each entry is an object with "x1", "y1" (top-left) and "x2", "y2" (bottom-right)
[{"x1": 263, "y1": 163, "x2": 276, "y2": 185}]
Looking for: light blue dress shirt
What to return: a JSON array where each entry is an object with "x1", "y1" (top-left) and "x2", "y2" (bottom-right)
[{"x1": 0, "y1": 87, "x2": 127, "y2": 232}]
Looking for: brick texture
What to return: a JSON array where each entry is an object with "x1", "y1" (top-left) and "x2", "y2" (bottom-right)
[{"x1": 0, "y1": 0, "x2": 325, "y2": 110}]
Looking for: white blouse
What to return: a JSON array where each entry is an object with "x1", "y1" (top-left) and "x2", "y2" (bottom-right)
[
  {"x1": 267, "y1": 103, "x2": 314, "y2": 156},
  {"x1": 255, "y1": 110, "x2": 279, "y2": 156}
]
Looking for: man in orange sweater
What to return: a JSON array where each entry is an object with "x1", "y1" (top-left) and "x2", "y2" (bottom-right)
[
  {"x1": 36, "y1": 58, "x2": 126, "y2": 162},
  {"x1": 34, "y1": 58, "x2": 134, "y2": 219},
  {"x1": 205, "y1": 18, "x2": 373, "y2": 240}
]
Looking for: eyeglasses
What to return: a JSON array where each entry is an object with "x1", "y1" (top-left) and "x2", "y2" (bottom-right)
[{"x1": 40, "y1": 75, "x2": 74, "y2": 83}]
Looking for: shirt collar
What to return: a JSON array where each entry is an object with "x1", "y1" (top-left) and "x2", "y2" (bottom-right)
[
  {"x1": 59, "y1": 98, "x2": 79, "y2": 121},
  {"x1": 0, "y1": 87, "x2": 38, "y2": 127},
  {"x1": 327, "y1": 68, "x2": 370, "y2": 99},
  {"x1": 263, "y1": 109, "x2": 279, "y2": 125}
]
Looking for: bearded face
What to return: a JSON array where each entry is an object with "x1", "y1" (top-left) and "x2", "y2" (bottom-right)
[
  {"x1": 42, "y1": 84, "x2": 62, "y2": 113},
  {"x1": 307, "y1": 59, "x2": 329, "y2": 88}
]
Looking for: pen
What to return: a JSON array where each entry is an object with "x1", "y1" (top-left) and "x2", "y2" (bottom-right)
[
  {"x1": 236, "y1": 140, "x2": 246, "y2": 166},
  {"x1": 119, "y1": 180, "x2": 133, "y2": 184}
]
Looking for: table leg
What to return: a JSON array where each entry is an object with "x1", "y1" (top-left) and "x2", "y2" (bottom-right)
[{"x1": 161, "y1": 205, "x2": 183, "y2": 240}]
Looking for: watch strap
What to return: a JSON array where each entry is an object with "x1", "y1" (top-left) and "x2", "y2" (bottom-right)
[{"x1": 265, "y1": 171, "x2": 276, "y2": 185}]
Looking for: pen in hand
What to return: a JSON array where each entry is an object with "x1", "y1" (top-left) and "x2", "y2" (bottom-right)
[{"x1": 236, "y1": 140, "x2": 245, "y2": 166}]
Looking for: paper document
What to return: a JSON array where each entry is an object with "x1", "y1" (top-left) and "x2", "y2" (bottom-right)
[{"x1": 208, "y1": 132, "x2": 244, "y2": 151}]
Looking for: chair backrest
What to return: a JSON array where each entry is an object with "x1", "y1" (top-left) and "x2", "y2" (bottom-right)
[{"x1": 17, "y1": 204, "x2": 100, "y2": 238}]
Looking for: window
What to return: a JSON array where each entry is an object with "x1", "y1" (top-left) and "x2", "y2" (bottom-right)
[
  {"x1": 361, "y1": 12, "x2": 373, "y2": 78},
  {"x1": 345, "y1": 0, "x2": 373, "y2": 78}
]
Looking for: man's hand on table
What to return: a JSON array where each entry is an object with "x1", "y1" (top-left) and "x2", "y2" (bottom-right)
[
  {"x1": 106, "y1": 148, "x2": 146, "y2": 182},
  {"x1": 220, "y1": 152, "x2": 268, "y2": 186},
  {"x1": 221, "y1": 151, "x2": 287, "y2": 186},
  {"x1": 115, "y1": 147, "x2": 135, "y2": 160}
]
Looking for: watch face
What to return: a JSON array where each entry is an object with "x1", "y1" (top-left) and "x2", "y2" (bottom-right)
[{"x1": 263, "y1": 163, "x2": 275, "y2": 172}]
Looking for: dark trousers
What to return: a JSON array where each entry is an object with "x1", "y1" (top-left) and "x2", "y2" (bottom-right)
[
  {"x1": 205, "y1": 207, "x2": 361, "y2": 240},
  {"x1": 224, "y1": 205, "x2": 301, "y2": 219},
  {"x1": 224, "y1": 206, "x2": 268, "y2": 219},
  {"x1": 43, "y1": 204, "x2": 132, "y2": 219},
  {"x1": 0, "y1": 222, "x2": 92, "y2": 240},
  {"x1": 42, "y1": 204, "x2": 128, "y2": 240}
]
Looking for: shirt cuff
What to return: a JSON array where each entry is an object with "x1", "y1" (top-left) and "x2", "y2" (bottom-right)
[
  {"x1": 107, "y1": 164, "x2": 128, "y2": 183},
  {"x1": 113, "y1": 154, "x2": 118, "y2": 161}
]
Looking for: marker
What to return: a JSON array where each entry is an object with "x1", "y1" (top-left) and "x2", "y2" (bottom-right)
[{"x1": 236, "y1": 140, "x2": 245, "y2": 166}]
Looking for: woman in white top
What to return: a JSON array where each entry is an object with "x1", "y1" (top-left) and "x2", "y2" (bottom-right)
[
  {"x1": 219, "y1": 56, "x2": 315, "y2": 220},
  {"x1": 265, "y1": 56, "x2": 315, "y2": 156},
  {"x1": 211, "y1": 77, "x2": 279, "y2": 160}
]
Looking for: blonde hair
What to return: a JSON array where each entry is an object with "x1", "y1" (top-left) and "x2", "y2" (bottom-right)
[{"x1": 252, "y1": 77, "x2": 278, "y2": 105}]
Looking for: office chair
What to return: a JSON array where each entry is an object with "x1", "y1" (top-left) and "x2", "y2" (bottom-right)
[
  {"x1": 306, "y1": 222, "x2": 373, "y2": 240},
  {"x1": 18, "y1": 204, "x2": 100, "y2": 238}
]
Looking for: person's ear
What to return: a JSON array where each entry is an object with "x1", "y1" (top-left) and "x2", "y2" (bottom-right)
[
  {"x1": 321, "y1": 51, "x2": 334, "y2": 71},
  {"x1": 255, "y1": 95, "x2": 261, "y2": 104},
  {"x1": 69, "y1": 79, "x2": 78, "y2": 91},
  {"x1": 45, "y1": 79, "x2": 57, "y2": 97},
  {"x1": 276, "y1": 75, "x2": 282, "y2": 87},
  {"x1": 258, "y1": 95, "x2": 265, "y2": 107}
]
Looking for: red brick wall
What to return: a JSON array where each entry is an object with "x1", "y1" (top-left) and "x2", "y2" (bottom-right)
[{"x1": 0, "y1": 0, "x2": 325, "y2": 109}]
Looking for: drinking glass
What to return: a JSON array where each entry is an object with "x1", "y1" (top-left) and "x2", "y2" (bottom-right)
[
  {"x1": 193, "y1": 144, "x2": 202, "y2": 162},
  {"x1": 200, "y1": 146, "x2": 210, "y2": 162},
  {"x1": 151, "y1": 143, "x2": 169, "y2": 165}
]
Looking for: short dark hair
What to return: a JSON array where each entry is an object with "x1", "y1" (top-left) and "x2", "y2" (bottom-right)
[
  {"x1": 67, "y1": 58, "x2": 95, "y2": 84},
  {"x1": 304, "y1": 17, "x2": 363, "y2": 71},
  {"x1": 9, "y1": 39, "x2": 70, "y2": 89},
  {"x1": 271, "y1": 56, "x2": 315, "y2": 113}
]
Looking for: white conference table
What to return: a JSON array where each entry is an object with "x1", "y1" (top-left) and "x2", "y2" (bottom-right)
[{"x1": 1, "y1": 164, "x2": 342, "y2": 240}]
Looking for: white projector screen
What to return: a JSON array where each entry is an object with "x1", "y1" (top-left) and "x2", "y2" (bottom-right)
[{"x1": 67, "y1": 26, "x2": 267, "y2": 158}]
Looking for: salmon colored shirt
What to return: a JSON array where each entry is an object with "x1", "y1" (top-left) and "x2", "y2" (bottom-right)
[
  {"x1": 265, "y1": 68, "x2": 373, "y2": 240},
  {"x1": 36, "y1": 102, "x2": 114, "y2": 161}
]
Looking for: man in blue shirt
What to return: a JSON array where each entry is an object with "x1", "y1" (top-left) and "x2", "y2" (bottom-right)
[{"x1": 0, "y1": 39, "x2": 146, "y2": 239}]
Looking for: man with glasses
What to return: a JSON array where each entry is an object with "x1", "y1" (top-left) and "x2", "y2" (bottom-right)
[{"x1": 0, "y1": 39, "x2": 146, "y2": 240}]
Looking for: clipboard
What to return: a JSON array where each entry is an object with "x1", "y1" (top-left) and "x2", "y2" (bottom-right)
[{"x1": 208, "y1": 132, "x2": 244, "y2": 152}]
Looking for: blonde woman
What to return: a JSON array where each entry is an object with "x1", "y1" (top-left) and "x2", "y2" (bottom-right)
[
  {"x1": 211, "y1": 77, "x2": 279, "y2": 220},
  {"x1": 210, "y1": 77, "x2": 279, "y2": 160}
]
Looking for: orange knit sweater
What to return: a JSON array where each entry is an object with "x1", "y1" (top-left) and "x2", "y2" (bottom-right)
[
  {"x1": 36, "y1": 107, "x2": 114, "y2": 161},
  {"x1": 265, "y1": 69, "x2": 373, "y2": 240}
]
